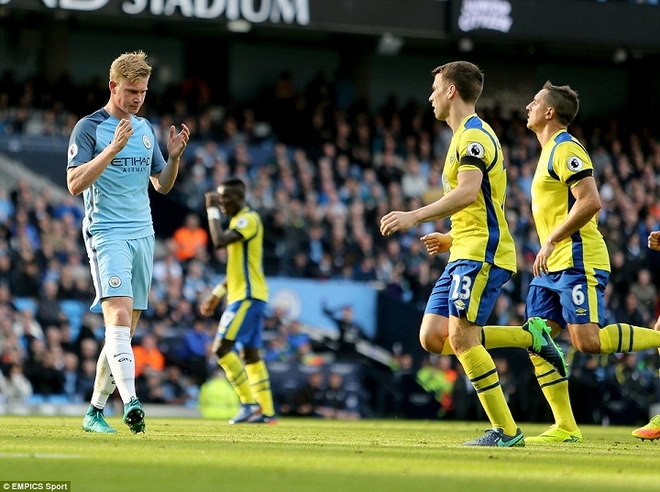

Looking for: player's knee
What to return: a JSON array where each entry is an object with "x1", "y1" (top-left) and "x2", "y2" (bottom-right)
[
  {"x1": 244, "y1": 355, "x2": 259, "y2": 365},
  {"x1": 213, "y1": 343, "x2": 228, "y2": 359},
  {"x1": 419, "y1": 332, "x2": 444, "y2": 355},
  {"x1": 243, "y1": 348, "x2": 260, "y2": 364},
  {"x1": 572, "y1": 337, "x2": 600, "y2": 354},
  {"x1": 419, "y1": 331, "x2": 430, "y2": 351},
  {"x1": 214, "y1": 338, "x2": 235, "y2": 359},
  {"x1": 419, "y1": 319, "x2": 448, "y2": 355}
]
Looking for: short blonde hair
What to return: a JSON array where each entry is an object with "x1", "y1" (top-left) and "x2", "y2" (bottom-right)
[{"x1": 109, "y1": 50, "x2": 152, "y2": 84}]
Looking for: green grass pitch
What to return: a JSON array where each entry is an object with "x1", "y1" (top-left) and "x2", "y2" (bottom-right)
[{"x1": 0, "y1": 417, "x2": 657, "y2": 492}]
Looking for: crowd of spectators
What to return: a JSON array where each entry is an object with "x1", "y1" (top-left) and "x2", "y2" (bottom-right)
[
  {"x1": 394, "y1": 347, "x2": 660, "y2": 426},
  {"x1": 1, "y1": 65, "x2": 660, "y2": 423}
]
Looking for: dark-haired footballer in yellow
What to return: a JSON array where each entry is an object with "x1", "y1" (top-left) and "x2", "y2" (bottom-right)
[
  {"x1": 200, "y1": 177, "x2": 275, "y2": 425},
  {"x1": 381, "y1": 61, "x2": 564, "y2": 447},
  {"x1": 524, "y1": 81, "x2": 660, "y2": 443}
]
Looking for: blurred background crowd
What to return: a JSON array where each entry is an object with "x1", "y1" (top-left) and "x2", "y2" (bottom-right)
[{"x1": 1, "y1": 58, "x2": 660, "y2": 425}]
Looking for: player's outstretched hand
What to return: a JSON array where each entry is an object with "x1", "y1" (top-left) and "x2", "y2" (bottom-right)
[
  {"x1": 420, "y1": 232, "x2": 452, "y2": 256},
  {"x1": 205, "y1": 191, "x2": 220, "y2": 209},
  {"x1": 648, "y1": 231, "x2": 660, "y2": 251},
  {"x1": 380, "y1": 211, "x2": 415, "y2": 236},
  {"x1": 533, "y1": 240, "x2": 556, "y2": 277},
  {"x1": 199, "y1": 292, "x2": 221, "y2": 317},
  {"x1": 168, "y1": 123, "x2": 190, "y2": 159}
]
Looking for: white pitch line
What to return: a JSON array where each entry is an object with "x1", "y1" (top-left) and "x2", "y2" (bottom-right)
[{"x1": 0, "y1": 452, "x2": 82, "y2": 459}]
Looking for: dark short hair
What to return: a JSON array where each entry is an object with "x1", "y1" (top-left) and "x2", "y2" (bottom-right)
[
  {"x1": 222, "y1": 177, "x2": 246, "y2": 198},
  {"x1": 431, "y1": 61, "x2": 484, "y2": 104},
  {"x1": 542, "y1": 80, "x2": 579, "y2": 126}
]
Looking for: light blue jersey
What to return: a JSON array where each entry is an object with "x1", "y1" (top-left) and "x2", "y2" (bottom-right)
[
  {"x1": 67, "y1": 108, "x2": 166, "y2": 240},
  {"x1": 67, "y1": 108, "x2": 166, "y2": 312}
]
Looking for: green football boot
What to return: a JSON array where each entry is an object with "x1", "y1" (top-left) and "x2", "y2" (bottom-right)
[
  {"x1": 526, "y1": 424, "x2": 583, "y2": 443},
  {"x1": 123, "y1": 397, "x2": 146, "y2": 434},
  {"x1": 82, "y1": 406, "x2": 117, "y2": 434},
  {"x1": 524, "y1": 317, "x2": 569, "y2": 377}
]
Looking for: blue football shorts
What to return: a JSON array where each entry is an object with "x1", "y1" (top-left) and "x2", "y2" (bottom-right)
[
  {"x1": 424, "y1": 259, "x2": 513, "y2": 326},
  {"x1": 525, "y1": 267, "x2": 609, "y2": 328},
  {"x1": 86, "y1": 235, "x2": 155, "y2": 313},
  {"x1": 217, "y1": 298, "x2": 267, "y2": 349}
]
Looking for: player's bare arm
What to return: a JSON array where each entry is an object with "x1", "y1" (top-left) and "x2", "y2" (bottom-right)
[
  {"x1": 66, "y1": 118, "x2": 133, "y2": 196},
  {"x1": 151, "y1": 123, "x2": 190, "y2": 194},
  {"x1": 205, "y1": 191, "x2": 243, "y2": 248},
  {"x1": 199, "y1": 283, "x2": 226, "y2": 317},
  {"x1": 199, "y1": 294, "x2": 220, "y2": 317},
  {"x1": 380, "y1": 169, "x2": 481, "y2": 236},
  {"x1": 533, "y1": 176, "x2": 601, "y2": 276}
]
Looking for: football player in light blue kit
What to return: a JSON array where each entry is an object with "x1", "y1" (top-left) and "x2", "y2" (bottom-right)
[{"x1": 67, "y1": 50, "x2": 190, "y2": 433}]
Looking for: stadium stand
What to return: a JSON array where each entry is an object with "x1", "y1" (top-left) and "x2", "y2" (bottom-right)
[{"x1": 1, "y1": 0, "x2": 659, "y2": 422}]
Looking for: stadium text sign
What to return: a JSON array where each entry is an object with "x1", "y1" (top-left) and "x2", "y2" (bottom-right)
[
  {"x1": 5, "y1": 0, "x2": 310, "y2": 25},
  {"x1": 450, "y1": 0, "x2": 660, "y2": 49},
  {"x1": 458, "y1": 0, "x2": 512, "y2": 33}
]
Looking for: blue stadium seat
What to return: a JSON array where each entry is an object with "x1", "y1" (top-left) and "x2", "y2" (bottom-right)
[
  {"x1": 12, "y1": 297, "x2": 37, "y2": 314},
  {"x1": 59, "y1": 300, "x2": 86, "y2": 341}
]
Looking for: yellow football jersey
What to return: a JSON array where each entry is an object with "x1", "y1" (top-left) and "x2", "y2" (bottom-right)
[
  {"x1": 226, "y1": 206, "x2": 269, "y2": 304},
  {"x1": 444, "y1": 114, "x2": 517, "y2": 273},
  {"x1": 531, "y1": 129, "x2": 610, "y2": 272}
]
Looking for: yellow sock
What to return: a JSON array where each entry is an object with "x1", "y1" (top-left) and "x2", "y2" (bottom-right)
[
  {"x1": 599, "y1": 323, "x2": 660, "y2": 353},
  {"x1": 439, "y1": 326, "x2": 532, "y2": 355},
  {"x1": 457, "y1": 345, "x2": 517, "y2": 435},
  {"x1": 245, "y1": 360, "x2": 275, "y2": 417},
  {"x1": 530, "y1": 355, "x2": 577, "y2": 432},
  {"x1": 440, "y1": 343, "x2": 454, "y2": 355},
  {"x1": 218, "y1": 352, "x2": 256, "y2": 405},
  {"x1": 482, "y1": 326, "x2": 533, "y2": 349}
]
